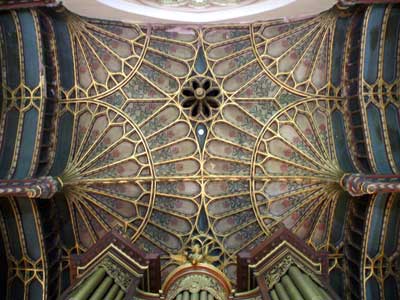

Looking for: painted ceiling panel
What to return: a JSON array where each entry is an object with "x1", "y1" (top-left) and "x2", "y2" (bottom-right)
[{"x1": 0, "y1": 3, "x2": 400, "y2": 300}]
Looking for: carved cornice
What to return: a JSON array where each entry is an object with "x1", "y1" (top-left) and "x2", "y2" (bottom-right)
[
  {"x1": 237, "y1": 227, "x2": 329, "y2": 296},
  {"x1": 100, "y1": 256, "x2": 133, "y2": 291},
  {"x1": 67, "y1": 229, "x2": 161, "y2": 296},
  {"x1": 263, "y1": 255, "x2": 293, "y2": 289}
]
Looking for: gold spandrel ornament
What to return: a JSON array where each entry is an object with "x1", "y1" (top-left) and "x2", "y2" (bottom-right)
[
  {"x1": 62, "y1": 12, "x2": 148, "y2": 100},
  {"x1": 264, "y1": 255, "x2": 293, "y2": 289}
]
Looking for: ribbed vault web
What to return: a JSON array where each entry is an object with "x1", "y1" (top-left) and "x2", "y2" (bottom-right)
[{"x1": 45, "y1": 6, "x2": 352, "y2": 285}]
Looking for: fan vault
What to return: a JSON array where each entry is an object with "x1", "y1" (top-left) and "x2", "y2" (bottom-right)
[{"x1": 0, "y1": 1, "x2": 399, "y2": 300}]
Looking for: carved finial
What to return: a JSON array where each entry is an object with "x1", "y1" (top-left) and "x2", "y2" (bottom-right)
[{"x1": 170, "y1": 240, "x2": 219, "y2": 266}]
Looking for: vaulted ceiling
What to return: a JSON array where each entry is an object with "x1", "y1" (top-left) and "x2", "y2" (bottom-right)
[{"x1": 0, "y1": 1, "x2": 399, "y2": 300}]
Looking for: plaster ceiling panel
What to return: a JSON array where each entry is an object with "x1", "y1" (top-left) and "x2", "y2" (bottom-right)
[{"x1": 62, "y1": 0, "x2": 337, "y2": 23}]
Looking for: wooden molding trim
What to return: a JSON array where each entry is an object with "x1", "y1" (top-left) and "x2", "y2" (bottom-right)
[
  {"x1": 69, "y1": 229, "x2": 161, "y2": 294},
  {"x1": 237, "y1": 226, "x2": 329, "y2": 293}
]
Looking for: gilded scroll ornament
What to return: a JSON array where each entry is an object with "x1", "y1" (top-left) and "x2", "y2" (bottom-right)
[
  {"x1": 264, "y1": 255, "x2": 293, "y2": 289},
  {"x1": 100, "y1": 257, "x2": 133, "y2": 291}
]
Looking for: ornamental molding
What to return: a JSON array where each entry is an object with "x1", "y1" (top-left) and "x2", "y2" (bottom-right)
[
  {"x1": 101, "y1": 256, "x2": 133, "y2": 291},
  {"x1": 264, "y1": 255, "x2": 293, "y2": 289}
]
